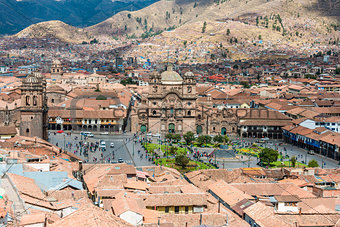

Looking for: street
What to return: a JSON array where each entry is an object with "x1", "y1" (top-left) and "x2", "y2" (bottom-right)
[
  {"x1": 48, "y1": 131, "x2": 339, "y2": 169},
  {"x1": 48, "y1": 131, "x2": 154, "y2": 167},
  {"x1": 228, "y1": 137, "x2": 340, "y2": 169}
]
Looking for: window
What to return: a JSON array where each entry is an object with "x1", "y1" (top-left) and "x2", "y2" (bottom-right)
[
  {"x1": 165, "y1": 207, "x2": 169, "y2": 213},
  {"x1": 26, "y1": 128, "x2": 29, "y2": 133},
  {"x1": 170, "y1": 108, "x2": 174, "y2": 115},
  {"x1": 153, "y1": 110, "x2": 157, "y2": 115},
  {"x1": 89, "y1": 120, "x2": 92, "y2": 124},
  {"x1": 185, "y1": 206, "x2": 189, "y2": 214},
  {"x1": 95, "y1": 120, "x2": 97, "y2": 124},
  {"x1": 51, "y1": 98, "x2": 55, "y2": 103},
  {"x1": 198, "y1": 114, "x2": 201, "y2": 119},
  {"x1": 33, "y1": 96, "x2": 37, "y2": 106},
  {"x1": 175, "y1": 206, "x2": 179, "y2": 214},
  {"x1": 26, "y1": 96, "x2": 30, "y2": 106},
  {"x1": 188, "y1": 110, "x2": 191, "y2": 116}
]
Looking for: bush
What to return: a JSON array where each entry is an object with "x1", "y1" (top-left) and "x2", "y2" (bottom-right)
[
  {"x1": 290, "y1": 156, "x2": 297, "y2": 167},
  {"x1": 308, "y1": 159, "x2": 319, "y2": 167},
  {"x1": 184, "y1": 131, "x2": 195, "y2": 145},
  {"x1": 213, "y1": 135, "x2": 224, "y2": 143},
  {"x1": 175, "y1": 153, "x2": 189, "y2": 168},
  {"x1": 259, "y1": 148, "x2": 278, "y2": 166},
  {"x1": 197, "y1": 135, "x2": 212, "y2": 146}
]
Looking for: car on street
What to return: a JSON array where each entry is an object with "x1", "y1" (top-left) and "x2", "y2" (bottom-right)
[
  {"x1": 118, "y1": 158, "x2": 124, "y2": 163},
  {"x1": 81, "y1": 132, "x2": 94, "y2": 137},
  {"x1": 153, "y1": 133, "x2": 161, "y2": 137},
  {"x1": 100, "y1": 132, "x2": 109, "y2": 135},
  {"x1": 110, "y1": 142, "x2": 115, "y2": 148},
  {"x1": 100, "y1": 140, "x2": 106, "y2": 148}
]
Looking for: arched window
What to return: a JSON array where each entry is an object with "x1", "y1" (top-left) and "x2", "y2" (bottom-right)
[
  {"x1": 26, "y1": 128, "x2": 29, "y2": 133},
  {"x1": 196, "y1": 125, "x2": 202, "y2": 134},
  {"x1": 187, "y1": 86, "x2": 192, "y2": 93},
  {"x1": 33, "y1": 96, "x2": 37, "y2": 106},
  {"x1": 187, "y1": 110, "x2": 191, "y2": 116},
  {"x1": 221, "y1": 127, "x2": 227, "y2": 135},
  {"x1": 169, "y1": 123, "x2": 175, "y2": 133},
  {"x1": 51, "y1": 99, "x2": 55, "y2": 103},
  {"x1": 26, "y1": 96, "x2": 30, "y2": 106},
  {"x1": 141, "y1": 125, "x2": 147, "y2": 133},
  {"x1": 198, "y1": 114, "x2": 201, "y2": 119},
  {"x1": 153, "y1": 110, "x2": 156, "y2": 115},
  {"x1": 57, "y1": 69, "x2": 60, "y2": 72}
]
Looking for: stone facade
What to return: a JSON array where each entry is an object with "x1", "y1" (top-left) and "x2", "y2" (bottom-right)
[
  {"x1": 20, "y1": 72, "x2": 48, "y2": 140},
  {"x1": 131, "y1": 66, "x2": 239, "y2": 135}
]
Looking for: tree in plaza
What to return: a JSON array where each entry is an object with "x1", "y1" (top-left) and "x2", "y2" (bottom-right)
[
  {"x1": 259, "y1": 148, "x2": 279, "y2": 166},
  {"x1": 213, "y1": 135, "x2": 224, "y2": 143},
  {"x1": 173, "y1": 134, "x2": 181, "y2": 143},
  {"x1": 169, "y1": 146, "x2": 178, "y2": 155},
  {"x1": 224, "y1": 135, "x2": 229, "y2": 144},
  {"x1": 175, "y1": 152, "x2": 189, "y2": 168},
  {"x1": 165, "y1": 133, "x2": 173, "y2": 142},
  {"x1": 197, "y1": 135, "x2": 212, "y2": 146},
  {"x1": 290, "y1": 156, "x2": 297, "y2": 167},
  {"x1": 308, "y1": 159, "x2": 319, "y2": 167},
  {"x1": 183, "y1": 131, "x2": 195, "y2": 145}
]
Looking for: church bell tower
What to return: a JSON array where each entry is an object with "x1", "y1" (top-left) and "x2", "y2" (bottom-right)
[{"x1": 20, "y1": 73, "x2": 48, "y2": 140}]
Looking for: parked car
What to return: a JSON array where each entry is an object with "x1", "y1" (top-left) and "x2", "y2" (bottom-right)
[
  {"x1": 153, "y1": 133, "x2": 161, "y2": 137},
  {"x1": 100, "y1": 140, "x2": 106, "y2": 148},
  {"x1": 118, "y1": 158, "x2": 124, "y2": 163},
  {"x1": 110, "y1": 142, "x2": 115, "y2": 148},
  {"x1": 100, "y1": 132, "x2": 109, "y2": 135},
  {"x1": 80, "y1": 131, "x2": 94, "y2": 137}
]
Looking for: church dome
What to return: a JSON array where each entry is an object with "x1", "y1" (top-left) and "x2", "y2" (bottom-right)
[
  {"x1": 161, "y1": 65, "x2": 183, "y2": 85},
  {"x1": 52, "y1": 59, "x2": 61, "y2": 65},
  {"x1": 24, "y1": 75, "x2": 39, "y2": 84}
]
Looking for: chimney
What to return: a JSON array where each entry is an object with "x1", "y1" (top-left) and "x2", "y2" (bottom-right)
[{"x1": 78, "y1": 161, "x2": 83, "y2": 172}]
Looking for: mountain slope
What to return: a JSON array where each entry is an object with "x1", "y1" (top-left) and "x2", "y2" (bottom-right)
[
  {"x1": 0, "y1": 0, "x2": 158, "y2": 35},
  {"x1": 11, "y1": 0, "x2": 339, "y2": 58},
  {"x1": 13, "y1": 20, "x2": 91, "y2": 43}
]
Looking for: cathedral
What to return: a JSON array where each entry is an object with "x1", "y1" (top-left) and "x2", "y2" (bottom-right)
[{"x1": 130, "y1": 65, "x2": 239, "y2": 135}]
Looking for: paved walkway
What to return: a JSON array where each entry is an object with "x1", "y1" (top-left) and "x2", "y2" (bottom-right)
[{"x1": 125, "y1": 140, "x2": 155, "y2": 167}]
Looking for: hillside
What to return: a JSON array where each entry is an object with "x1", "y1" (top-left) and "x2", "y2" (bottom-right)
[
  {"x1": 13, "y1": 21, "x2": 91, "y2": 44},
  {"x1": 0, "y1": 0, "x2": 158, "y2": 35},
  {"x1": 11, "y1": 0, "x2": 340, "y2": 59}
]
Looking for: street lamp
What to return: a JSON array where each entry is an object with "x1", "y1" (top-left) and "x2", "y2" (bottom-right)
[{"x1": 63, "y1": 133, "x2": 66, "y2": 151}]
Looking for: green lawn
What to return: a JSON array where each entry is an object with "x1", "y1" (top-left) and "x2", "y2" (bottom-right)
[
  {"x1": 154, "y1": 158, "x2": 216, "y2": 173},
  {"x1": 144, "y1": 143, "x2": 187, "y2": 155},
  {"x1": 270, "y1": 160, "x2": 307, "y2": 168}
]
